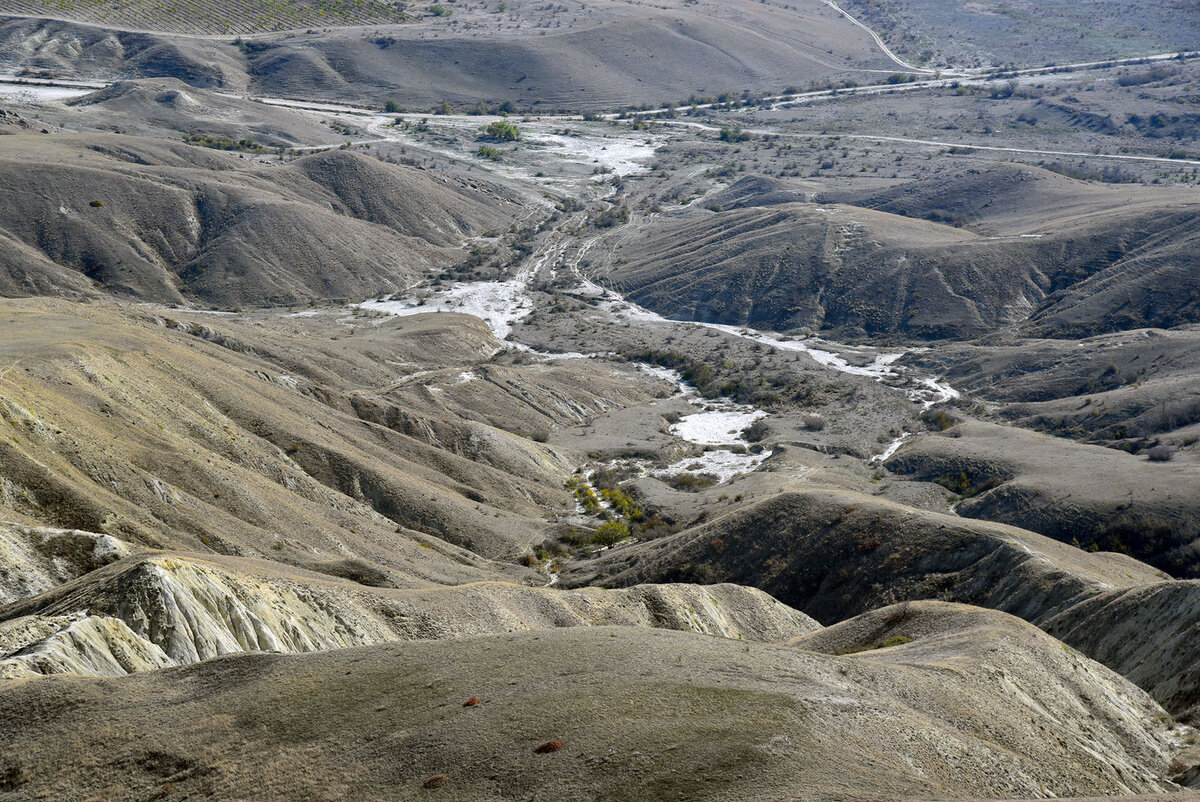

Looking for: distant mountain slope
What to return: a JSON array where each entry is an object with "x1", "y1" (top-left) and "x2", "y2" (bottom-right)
[
  {"x1": 0, "y1": 0, "x2": 898, "y2": 111},
  {"x1": 0, "y1": 0, "x2": 407, "y2": 34}
]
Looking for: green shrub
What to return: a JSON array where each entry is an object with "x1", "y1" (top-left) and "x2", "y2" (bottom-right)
[
  {"x1": 837, "y1": 634, "x2": 912, "y2": 655},
  {"x1": 183, "y1": 134, "x2": 266, "y2": 153},
  {"x1": 481, "y1": 120, "x2": 520, "y2": 141},
  {"x1": 477, "y1": 145, "x2": 503, "y2": 161},
  {"x1": 599, "y1": 487, "x2": 644, "y2": 521},
  {"x1": 592, "y1": 521, "x2": 630, "y2": 547},
  {"x1": 565, "y1": 477, "x2": 601, "y2": 514}
]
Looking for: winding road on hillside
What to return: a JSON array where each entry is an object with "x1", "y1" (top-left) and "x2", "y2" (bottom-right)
[{"x1": 821, "y1": 0, "x2": 938, "y2": 74}]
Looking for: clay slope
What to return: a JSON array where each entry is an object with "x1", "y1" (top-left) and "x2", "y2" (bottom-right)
[
  {"x1": 570, "y1": 488, "x2": 1164, "y2": 626},
  {"x1": 605, "y1": 168, "x2": 1200, "y2": 339},
  {"x1": 64, "y1": 78, "x2": 344, "y2": 147},
  {"x1": 0, "y1": 133, "x2": 522, "y2": 307},
  {"x1": 0, "y1": 297, "x2": 670, "y2": 569},
  {"x1": 822, "y1": 163, "x2": 1200, "y2": 237},
  {"x1": 0, "y1": 605, "x2": 1184, "y2": 800},
  {"x1": 0, "y1": 548, "x2": 817, "y2": 678},
  {"x1": 0, "y1": 521, "x2": 133, "y2": 605},
  {"x1": 568, "y1": 487, "x2": 1200, "y2": 728},
  {"x1": 0, "y1": 16, "x2": 246, "y2": 89},
  {"x1": 1042, "y1": 581, "x2": 1200, "y2": 727},
  {"x1": 908, "y1": 327, "x2": 1200, "y2": 455},
  {"x1": 884, "y1": 422, "x2": 1200, "y2": 576}
]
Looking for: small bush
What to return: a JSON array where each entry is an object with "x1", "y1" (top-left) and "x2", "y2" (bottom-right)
[
  {"x1": 565, "y1": 477, "x2": 601, "y2": 514},
  {"x1": 429, "y1": 3, "x2": 451, "y2": 15},
  {"x1": 477, "y1": 145, "x2": 503, "y2": 161},
  {"x1": 1147, "y1": 445, "x2": 1174, "y2": 462},
  {"x1": 664, "y1": 472, "x2": 717, "y2": 492},
  {"x1": 742, "y1": 419, "x2": 770, "y2": 442},
  {"x1": 599, "y1": 487, "x2": 644, "y2": 521},
  {"x1": 89, "y1": 199, "x2": 104, "y2": 207},
  {"x1": 921, "y1": 409, "x2": 958, "y2": 431}
]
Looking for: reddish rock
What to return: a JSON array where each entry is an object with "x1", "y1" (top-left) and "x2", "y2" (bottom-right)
[{"x1": 423, "y1": 774, "x2": 449, "y2": 789}]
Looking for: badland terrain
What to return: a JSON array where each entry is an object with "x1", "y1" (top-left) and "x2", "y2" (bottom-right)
[{"x1": 1, "y1": 0, "x2": 1200, "y2": 799}]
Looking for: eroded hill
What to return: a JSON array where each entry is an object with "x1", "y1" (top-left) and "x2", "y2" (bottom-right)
[{"x1": 0, "y1": 134, "x2": 524, "y2": 306}]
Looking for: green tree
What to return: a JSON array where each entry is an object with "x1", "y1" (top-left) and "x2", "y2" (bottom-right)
[{"x1": 592, "y1": 521, "x2": 630, "y2": 547}]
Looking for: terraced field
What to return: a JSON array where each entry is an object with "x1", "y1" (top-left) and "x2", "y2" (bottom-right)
[{"x1": 0, "y1": 0, "x2": 408, "y2": 34}]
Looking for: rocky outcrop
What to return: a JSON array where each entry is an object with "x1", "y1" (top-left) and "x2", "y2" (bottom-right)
[
  {"x1": 0, "y1": 553, "x2": 818, "y2": 678},
  {"x1": 0, "y1": 522, "x2": 132, "y2": 606}
]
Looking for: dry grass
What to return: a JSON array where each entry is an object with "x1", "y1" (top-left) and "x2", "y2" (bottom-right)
[{"x1": 0, "y1": 0, "x2": 407, "y2": 34}]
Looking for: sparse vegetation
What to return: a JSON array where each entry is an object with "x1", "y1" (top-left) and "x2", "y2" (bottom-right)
[
  {"x1": 742, "y1": 419, "x2": 770, "y2": 443},
  {"x1": 837, "y1": 635, "x2": 913, "y2": 655},
  {"x1": 477, "y1": 145, "x2": 503, "y2": 161},
  {"x1": 664, "y1": 472, "x2": 717, "y2": 492},
  {"x1": 183, "y1": 134, "x2": 267, "y2": 153}
]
